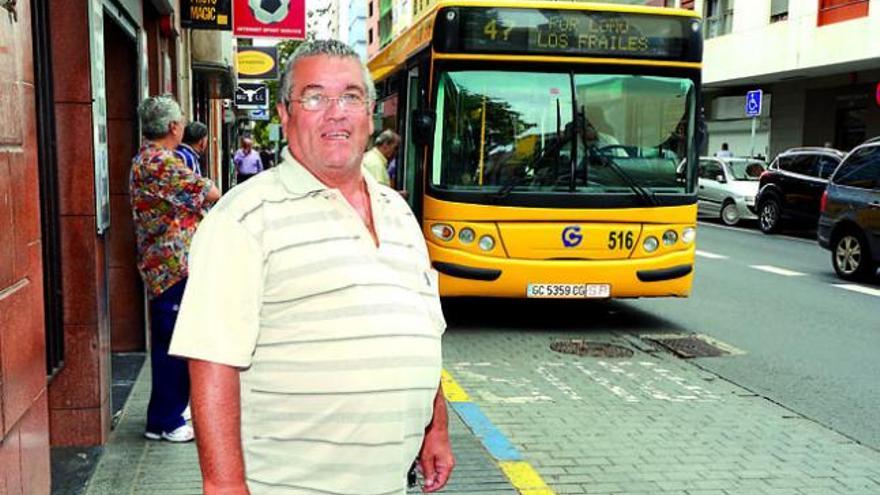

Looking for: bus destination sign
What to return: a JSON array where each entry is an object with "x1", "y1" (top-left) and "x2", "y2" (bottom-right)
[{"x1": 449, "y1": 8, "x2": 700, "y2": 62}]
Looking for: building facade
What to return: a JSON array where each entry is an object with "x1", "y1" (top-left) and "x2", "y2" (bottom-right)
[
  {"x1": 699, "y1": 0, "x2": 880, "y2": 157},
  {"x1": 342, "y1": 0, "x2": 368, "y2": 60},
  {"x1": 0, "y1": 1, "x2": 233, "y2": 492}
]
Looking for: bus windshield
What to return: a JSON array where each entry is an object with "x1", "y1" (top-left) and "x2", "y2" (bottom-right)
[{"x1": 431, "y1": 70, "x2": 696, "y2": 201}]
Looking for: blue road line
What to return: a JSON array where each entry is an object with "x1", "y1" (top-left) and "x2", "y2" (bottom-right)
[{"x1": 450, "y1": 402, "x2": 523, "y2": 461}]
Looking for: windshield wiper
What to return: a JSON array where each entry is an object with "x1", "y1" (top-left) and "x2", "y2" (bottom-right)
[{"x1": 588, "y1": 149, "x2": 658, "y2": 206}]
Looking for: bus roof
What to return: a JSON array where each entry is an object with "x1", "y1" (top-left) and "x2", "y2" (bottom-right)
[{"x1": 368, "y1": 1, "x2": 701, "y2": 82}]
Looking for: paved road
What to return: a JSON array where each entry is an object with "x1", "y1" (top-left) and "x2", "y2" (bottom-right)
[{"x1": 628, "y1": 220, "x2": 880, "y2": 451}]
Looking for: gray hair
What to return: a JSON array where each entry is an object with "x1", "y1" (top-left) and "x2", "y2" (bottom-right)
[
  {"x1": 279, "y1": 39, "x2": 376, "y2": 108},
  {"x1": 374, "y1": 129, "x2": 400, "y2": 146},
  {"x1": 138, "y1": 95, "x2": 183, "y2": 140}
]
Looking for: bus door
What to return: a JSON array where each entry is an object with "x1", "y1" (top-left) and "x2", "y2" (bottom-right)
[{"x1": 402, "y1": 66, "x2": 422, "y2": 217}]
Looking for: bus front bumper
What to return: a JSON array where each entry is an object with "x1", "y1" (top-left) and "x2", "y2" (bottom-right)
[{"x1": 429, "y1": 243, "x2": 695, "y2": 299}]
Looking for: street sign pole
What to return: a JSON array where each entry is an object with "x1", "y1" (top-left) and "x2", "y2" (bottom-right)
[{"x1": 750, "y1": 117, "x2": 757, "y2": 158}]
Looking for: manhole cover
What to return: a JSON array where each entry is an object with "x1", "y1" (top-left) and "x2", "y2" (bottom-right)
[
  {"x1": 647, "y1": 336, "x2": 728, "y2": 358},
  {"x1": 550, "y1": 340, "x2": 634, "y2": 358}
]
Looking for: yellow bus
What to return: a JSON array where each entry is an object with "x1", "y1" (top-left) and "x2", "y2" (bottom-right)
[{"x1": 368, "y1": 1, "x2": 703, "y2": 299}]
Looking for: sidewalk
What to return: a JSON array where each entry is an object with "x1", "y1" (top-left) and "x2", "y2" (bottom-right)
[
  {"x1": 83, "y1": 362, "x2": 517, "y2": 494},
  {"x1": 82, "y1": 329, "x2": 880, "y2": 495},
  {"x1": 442, "y1": 328, "x2": 880, "y2": 495}
]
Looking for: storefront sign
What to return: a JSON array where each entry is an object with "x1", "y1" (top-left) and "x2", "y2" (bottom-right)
[
  {"x1": 233, "y1": 0, "x2": 305, "y2": 39},
  {"x1": 235, "y1": 82, "x2": 269, "y2": 109},
  {"x1": 181, "y1": 0, "x2": 232, "y2": 30},
  {"x1": 236, "y1": 46, "x2": 278, "y2": 79}
]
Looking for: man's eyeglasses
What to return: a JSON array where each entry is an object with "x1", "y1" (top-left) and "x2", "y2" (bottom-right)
[{"x1": 292, "y1": 93, "x2": 370, "y2": 112}]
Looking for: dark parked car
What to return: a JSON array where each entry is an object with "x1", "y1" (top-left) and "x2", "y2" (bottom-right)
[
  {"x1": 755, "y1": 147, "x2": 844, "y2": 234},
  {"x1": 817, "y1": 139, "x2": 880, "y2": 281}
]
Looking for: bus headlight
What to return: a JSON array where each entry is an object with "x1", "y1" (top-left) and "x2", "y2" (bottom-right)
[
  {"x1": 459, "y1": 227, "x2": 476, "y2": 244},
  {"x1": 643, "y1": 236, "x2": 659, "y2": 253},
  {"x1": 662, "y1": 230, "x2": 678, "y2": 246},
  {"x1": 431, "y1": 224, "x2": 454, "y2": 241},
  {"x1": 478, "y1": 235, "x2": 495, "y2": 251},
  {"x1": 682, "y1": 227, "x2": 696, "y2": 244}
]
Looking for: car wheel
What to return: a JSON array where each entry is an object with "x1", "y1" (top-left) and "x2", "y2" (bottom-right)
[
  {"x1": 720, "y1": 200, "x2": 740, "y2": 226},
  {"x1": 832, "y1": 229, "x2": 877, "y2": 281},
  {"x1": 758, "y1": 197, "x2": 781, "y2": 234}
]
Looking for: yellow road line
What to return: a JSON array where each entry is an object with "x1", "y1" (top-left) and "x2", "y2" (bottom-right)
[
  {"x1": 444, "y1": 368, "x2": 556, "y2": 494},
  {"x1": 499, "y1": 461, "x2": 556, "y2": 494},
  {"x1": 441, "y1": 369, "x2": 471, "y2": 402}
]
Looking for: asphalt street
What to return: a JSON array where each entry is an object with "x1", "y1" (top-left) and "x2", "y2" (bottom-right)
[{"x1": 627, "y1": 220, "x2": 880, "y2": 451}]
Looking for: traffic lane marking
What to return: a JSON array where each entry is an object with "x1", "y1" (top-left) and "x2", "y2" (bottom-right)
[
  {"x1": 449, "y1": 402, "x2": 522, "y2": 461},
  {"x1": 498, "y1": 462, "x2": 555, "y2": 494},
  {"x1": 833, "y1": 284, "x2": 880, "y2": 298},
  {"x1": 750, "y1": 265, "x2": 807, "y2": 276},
  {"x1": 442, "y1": 369, "x2": 555, "y2": 494},
  {"x1": 441, "y1": 369, "x2": 470, "y2": 402},
  {"x1": 696, "y1": 249, "x2": 728, "y2": 259}
]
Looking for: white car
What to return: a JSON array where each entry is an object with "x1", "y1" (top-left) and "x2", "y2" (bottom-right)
[{"x1": 697, "y1": 157, "x2": 767, "y2": 226}]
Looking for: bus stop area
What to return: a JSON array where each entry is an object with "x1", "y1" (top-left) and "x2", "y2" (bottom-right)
[{"x1": 71, "y1": 328, "x2": 880, "y2": 495}]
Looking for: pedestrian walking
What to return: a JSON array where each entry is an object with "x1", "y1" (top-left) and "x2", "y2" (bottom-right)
[
  {"x1": 170, "y1": 40, "x2": 454, "y2": 494},
  {"x1": 130, "y1": 95, "x2": 221, "y2": 442},
  {"x1": 175, "y1": 121, "x2": 209, "y2": 176},
  {"x1": 233, "y1": 137, "x2": 263, "y2": 184}
]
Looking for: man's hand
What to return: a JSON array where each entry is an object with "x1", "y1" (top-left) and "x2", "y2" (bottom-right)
[
  {"x1": 418, "y1": 425, "x2": 454, "y2": 492},
  {"x1": 418, "y1": 385, "x2": 454, "y2": 492}
]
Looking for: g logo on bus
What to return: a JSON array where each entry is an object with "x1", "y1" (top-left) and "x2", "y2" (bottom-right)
[{"x1": 562, "y1": 226, "x2": 583, "y2": 248}]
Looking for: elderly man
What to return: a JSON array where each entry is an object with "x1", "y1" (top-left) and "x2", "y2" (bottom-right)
[
  {"x1": 170, "y1": 40, "x2": 454, "y2": 494},
  {"x1": 175, "y1": 121, "x2": 209, "y2": 176},
  {"x1": 363, "y1": 129, "x2": 400, "y2": 186},
  {"x1": 130, "y1": 95, "x2": 220, "y2": 442},
  {"x1": 233, "y1": 137, "x2": 263, "y2": 183}
]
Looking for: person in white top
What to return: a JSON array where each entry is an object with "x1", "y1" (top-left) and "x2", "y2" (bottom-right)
[
  {"x1": 715, "y1": 142, "x2": 734, "y2": 158},
  {"x1": 362, "y1": 129, "x2": 400, "y2": 186}
]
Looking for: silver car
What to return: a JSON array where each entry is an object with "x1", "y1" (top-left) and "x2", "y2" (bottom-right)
[{"x1": 697, "y1": 157, "x2": 767, "y2": 226}]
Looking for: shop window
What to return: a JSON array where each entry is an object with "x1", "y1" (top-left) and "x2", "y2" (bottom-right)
[
  {"x1": 705, "y1": 0, "x2": 734, "y2": 39},
  {"x1": 770, "y1": 0, "x2": 789, "y2": 22},
  {"x1": 818, "y1": 0, "x2": 870, "y2": 26}
]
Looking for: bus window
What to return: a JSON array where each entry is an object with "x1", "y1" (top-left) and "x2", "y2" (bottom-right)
[{"x1": 432, "y1": 71, "x2": 574, "y2": 190}]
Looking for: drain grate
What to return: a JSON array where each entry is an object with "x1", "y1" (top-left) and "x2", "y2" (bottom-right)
[
  {"x1": 646, "y1": 335, "x2": 729, "y2": 358},
  {"x1": 550, "y1": 340, "x2": 634, "y2": 358}
]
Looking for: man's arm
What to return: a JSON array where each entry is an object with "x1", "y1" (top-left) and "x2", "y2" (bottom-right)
[
  {"x1": 189, "y1": 359, "x2": 250, "y2": 495},
  {"x1": 418, "y1": 383, "x2": 455, "y2": 493}
]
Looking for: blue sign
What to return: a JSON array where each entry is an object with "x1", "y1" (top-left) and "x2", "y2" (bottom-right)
[
  {"x1": 745, "y1": 90, "x2": 763, "y2": 117},
  {"x1": 248, "y1": 108, "x2": 270, "y2": 121},
  {"x1": 562, "y1": 226, "x2": 583, "y2": 248}
]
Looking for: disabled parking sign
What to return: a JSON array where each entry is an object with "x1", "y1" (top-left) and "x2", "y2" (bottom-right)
[{"x1": 745, "y1": 90, "x2": 762, "y2": 117}]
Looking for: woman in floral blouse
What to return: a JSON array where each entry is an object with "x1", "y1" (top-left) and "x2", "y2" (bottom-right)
[{"x1": 130, "y1": 95, "x2": 220, "y2": 442}]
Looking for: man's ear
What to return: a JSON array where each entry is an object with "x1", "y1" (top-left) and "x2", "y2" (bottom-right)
[{"x1": 277, "y1": 102, "x2": 289, "y2": 128}]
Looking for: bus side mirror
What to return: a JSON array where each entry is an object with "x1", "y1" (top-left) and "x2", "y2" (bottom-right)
[{"x1": 412, "y1": 110, "x2": 435, "y2": 146}]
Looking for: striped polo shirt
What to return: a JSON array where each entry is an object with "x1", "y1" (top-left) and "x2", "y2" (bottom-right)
[{"x1": 170, "y1": 149, "x2": 445, "y2": 495}]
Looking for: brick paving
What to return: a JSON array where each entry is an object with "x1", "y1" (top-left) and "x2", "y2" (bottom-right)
[
  {"x1": 442, "y1": 327, "x2": 880, "y2": 495},
  {"x1": 84, "y1": 326, "x2": 880, "y2": 495},
  {"x1": 84, "y1": 362, "x2": 515, "y2": 494}
]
